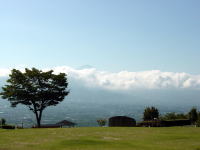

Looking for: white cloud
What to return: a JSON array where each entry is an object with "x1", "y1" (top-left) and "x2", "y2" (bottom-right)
[
  {"x1": 52, "y1": 66, "x2": 200, "y2": 90},
  {"x1": 1, "y1": 66, "x2": 200, "y2": 90},
  {"x1": 0, "y1": 69, "x2": 11, "y2": 77}
]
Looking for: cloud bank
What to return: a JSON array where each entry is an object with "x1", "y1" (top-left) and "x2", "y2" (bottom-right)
[{"x1": 1, "y1": 66, "x2": 200, "y2": 90}]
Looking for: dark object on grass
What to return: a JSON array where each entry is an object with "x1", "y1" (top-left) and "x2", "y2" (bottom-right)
[
  {"x1": 137, "y1": 120, "x2": 162, "y2": 127},
  {"x1": 109, "y1": 116, "x2": 136, "y2": 127},
  {"x1": 162, "y1": 119, "x2": 191, "y2": 127},
  {"x1": 137, "y1": 119, "x2": 191, "y2": 127},
  {"x1": 2, "y1": 125, "x2": 15, "y2": 129}
]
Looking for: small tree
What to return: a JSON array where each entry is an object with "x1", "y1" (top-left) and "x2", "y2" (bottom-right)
[
  {"x1": 196, "y1": 118, "x2": 200, "y2": 127},
  {"x1": 0, "y1": 118, "x2": 6, "y2": 126},
  {"x1": 143, "y1": 106, "x2": 159, "y2": 121},
  {"x1": 1, "y1": 68, "x2": 69, "y2": 127},
  {"x1": 188, "y1": 107, "x2": 198, "y2": 124},
  {"x1": 97, "y1": 119, "x2": 107, "y2": 127},
  {"x1": 196, "y1": 112, "x2": 200, "y2": 127},
  {"x1": 198, "y1": 112, "x2": 200, "y2": 119}
]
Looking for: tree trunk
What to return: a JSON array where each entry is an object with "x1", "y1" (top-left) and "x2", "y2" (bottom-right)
[
  {"x1": 38, "y1": 110, "x2": 43, "y2": 127},
  {"x1": 36, "y1": 117, "x2": 41, "y2": 127},
  {"x1": 35, "y1": 111, "x2": 40, "y2": 127},
  {"x1": 35, "y1": 110, "x2": 43, "y2": 127}
]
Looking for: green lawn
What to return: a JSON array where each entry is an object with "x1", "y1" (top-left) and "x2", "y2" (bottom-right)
[{"x1": 0, "y1": 127, "x2": 200, "y2": 150}]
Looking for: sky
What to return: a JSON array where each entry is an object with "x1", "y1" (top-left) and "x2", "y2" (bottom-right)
[{"x1": 0, "y1": 0, "x2": 200, "y2": 74}]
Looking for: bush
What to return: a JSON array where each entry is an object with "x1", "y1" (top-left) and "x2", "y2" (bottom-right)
[
  {"x1": 137, "y1": 120, "x2": 162, "y2": 127},
  {"x1": 162, "y1": 119, "x2": 191, "y2": 127},
  {"x1": 97, "y1": 119, "x2": 107, "y2": 127},
  {"x1": 196, "y1": 119, "x2": 200, "y2": 127},
  {"x1": 0, "y1": 118, "x2": 6, "y2": 126},
  {"x1": 2, "y1": 125, "x2": 15, "y2": 129},
  {"x1": 137, "y1": 119, "x2": 191, "y2": 127},
  {"x1": 188, "y1": 107, "x2": 198, "y2": 124},
  {"x1": 16, "y1": 126, "x2": 24, "y2": 129}
]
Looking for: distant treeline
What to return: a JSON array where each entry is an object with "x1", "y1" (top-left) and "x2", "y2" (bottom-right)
[
  {"x1": 97, "y1": 107, "x2": 200, "y2": 127},
  {"x1": 137, "y1": 106, "x2": 200, "y2": 127}
]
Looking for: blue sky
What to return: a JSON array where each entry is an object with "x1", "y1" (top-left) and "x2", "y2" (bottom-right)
[{"x1": 0, "y1": 0, "x2": 200, "y2": 74}]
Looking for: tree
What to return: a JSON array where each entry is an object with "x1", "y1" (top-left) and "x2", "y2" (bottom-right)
[
  {"x1": 196, "y1": 111, "x2": 200, "y2": 127},
  {"x1": 1, "y1": 68, "x2": 69, "y2": 127},
  {"x1": 143, "y1": 106, "x2": 159, "y2": 121},
  {"x1": 188, "y1": 107, "x2": 198, "y2": 124},
  {"x1": 196, "y1": 118, "x2": 200, "y2": 127},
  {"x1": 198, "y1": 112, "x2": 200, "y2": 120},
  {"x1": 0, "y1": 118, "x2": 6, "y2": 126}
]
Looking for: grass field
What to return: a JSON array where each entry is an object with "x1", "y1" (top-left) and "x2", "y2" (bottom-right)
[{"x1": 0, "y1": 127, "x2": 200, "y2": 150}]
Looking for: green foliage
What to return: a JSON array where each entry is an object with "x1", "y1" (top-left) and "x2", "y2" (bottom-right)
[
  {"x1": 196, "y1": 112, "x2": 200, "y2": 127},
  {"x1": 0, "y1": 68, "x2": 69, "y2": 127},
  {"x1": 143, "y1": 106, "x2": 159, "y2": 121},
  {"x1": 97, "y1": 119, "x2": 107, "y2": 127},
  {"x1": 188, "y1": 107, "x2": 198, "y2": 124},
  {"x1": 160, "y1": 112, "x2": 188, "y2": 120},
  {"x1": 196, "y1": 119, "x2": 200, "y2": 127},
  {"x1": 198, "y1": 112, "x2": 200, "y2": 120},
  {"x1": 0, "y1": 118, "x2": 6, "y2": 125}
]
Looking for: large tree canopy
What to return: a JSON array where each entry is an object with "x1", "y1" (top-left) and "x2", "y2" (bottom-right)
[
  {"x1": 188, "y1": 107, "x2": 198, "y2": 124},
  {"x1": 143, "y1": 106, "x2": 159, "y2": 121},
  {"x1": 1, "y1": 68, "x2": 69, "y2": 127}
]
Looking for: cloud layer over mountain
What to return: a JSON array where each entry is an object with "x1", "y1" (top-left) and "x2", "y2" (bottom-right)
[{"x1": 1, "y1": 66, "x2": 200, "y2": 90}]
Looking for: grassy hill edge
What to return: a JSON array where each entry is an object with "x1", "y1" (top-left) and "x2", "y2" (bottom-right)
[{"x1": 0, "y1": 127, "x2": 200, "y2": 150}]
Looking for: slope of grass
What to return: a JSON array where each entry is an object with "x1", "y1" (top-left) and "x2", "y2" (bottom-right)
[{"x1": 0, "y1": 127, "x2": 200, "y2": 150}]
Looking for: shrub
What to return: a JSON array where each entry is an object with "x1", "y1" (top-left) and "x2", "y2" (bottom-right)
[
  {"x1": 2, "y1": 125, "x2": 15, "y2": 129},
  {"x1": 188, "y1": 107, "x2": 198, "y2": 124},
  {"x1": 137, "y1": 119, "x2": 191, "y2": 127},
  {"x1": 16, "y1": 126, "x2": 24, "y2": 129},
  {"x1": 162, "y1": 119, "x2": 191, "y2": 127},
  {"x1": 97, "y1": 119, "x2": 107, "y2": 127},
  {"x1": 0, "y1": 118, "x2": 6, "y2": 126},
  {"x1": 196, "y1": 119, "x2": 200, "y2": 127},
  {"x1": 137, "y1": 120, "x2": 162, "y2": 127}
]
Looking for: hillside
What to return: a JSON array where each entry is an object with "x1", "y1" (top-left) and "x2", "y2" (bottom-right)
[{"x1": 0, "y1": 127, "x2": 200, "y2": 150}]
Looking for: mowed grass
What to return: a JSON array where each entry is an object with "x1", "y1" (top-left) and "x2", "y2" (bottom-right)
[{"x1": 0, "y1": 127, "x2": 200, "y2": 150}]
